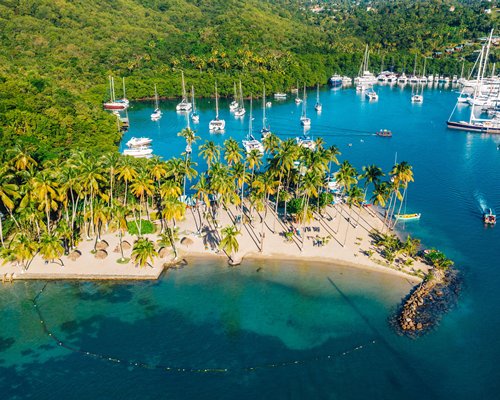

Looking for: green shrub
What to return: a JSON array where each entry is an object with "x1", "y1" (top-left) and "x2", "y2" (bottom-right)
[{"x1": 127, "y1": 220, "x2": 156, "y2": 236}]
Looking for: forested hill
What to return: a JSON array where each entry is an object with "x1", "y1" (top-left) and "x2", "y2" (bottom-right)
[{"x1": 0, "y1": 0, "x2": 495, "y2": 159}]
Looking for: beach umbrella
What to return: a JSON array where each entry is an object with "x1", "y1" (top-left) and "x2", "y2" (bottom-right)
[
  {"x1": 181, "y1": 237, "x2": 194, "y2": 247},
  {"x1": 95, "y1": 249, "x2": 108, "y2": 259},
  {"x1": 95, "y1": 240, "x2": 109, "y2": 250},
  {"x1": 68, "y1": 250, "x2": 81, "y2": 261},
  {"x1": 121, "y1": 240, "x2": 132, "y2": 250},
  {"x1": 158, "y1": 247, "x2": 170, "y2": 258}
]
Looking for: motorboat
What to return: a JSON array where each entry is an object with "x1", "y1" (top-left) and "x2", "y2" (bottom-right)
[
  {"x1": 483, "y1": 208, "x2": 496, "y2": 225},
  {"x1": 123, "y1": 146, "x2": 153, "y2": 158},
  {"x1": 395, "y1": 213, "x2": 421, "y2": 221},
  {"x1": 126, "y1": 137, "x2": 152, "y2": 147},
  {"x1": 376, "y1": 129, "x2": 392, "y2": 137}
]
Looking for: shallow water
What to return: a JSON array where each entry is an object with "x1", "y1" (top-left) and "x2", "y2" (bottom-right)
[{"x1": 2, "y1": 84, "x2": 500, "y2": 399}]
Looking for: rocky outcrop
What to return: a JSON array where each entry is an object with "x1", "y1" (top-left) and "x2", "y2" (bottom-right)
[{"x1": 394, "y1": 268, "x2": 460, "y2": 337}]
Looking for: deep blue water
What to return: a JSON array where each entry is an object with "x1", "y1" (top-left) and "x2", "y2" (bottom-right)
[{"x1": 2, "y1": 84, "x2": 500, "y2": 399}]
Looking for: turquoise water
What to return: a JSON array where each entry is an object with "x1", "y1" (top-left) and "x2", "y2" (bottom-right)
[{"x1": 2, "y1": 85, "x2": 500, "y2": 399}]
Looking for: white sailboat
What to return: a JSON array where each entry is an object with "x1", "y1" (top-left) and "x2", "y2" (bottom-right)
[
  {"x1": 209, "y1": 82, "x2": 225, "y2": 132},
  {"x1": 300, "y1": 85, "x2": 311, "y2": 127},
  {"x1": 261, "y1": 85, "x2": 271, "y2": 138},
  {"x1": 229, "y1": 82, "x2": 239, "y2": 111},
  {"x1": 150, "y1": 84, "x2": 162, "y2": 121},
  {"x1": 190, "y1": 85, "x2": 199, "y2": 124},
  {"x1": 295, "y1": 81, "x2": 303, "y2": 104},
  {"x1": 234, "y1": 80, "x2": 246, "y2": 117},
  {"x1": 411, "y1": 58, "x2": 426, "y2": 103},
  {"x1": 354, "y1": 45, "x2": 377, "y2": 86},
  {"x1": 314, "y1": 83, "x2": 322, "y2": 112},
  {"x1": 176, "y1": 71, "x2": 192, "y2": 112},
  {"x1": 242, "y1": 96, "x2": 264, "y2": 154},
  {"x1": 104, "y1": 76, "x2": 129, "y2": 110}
]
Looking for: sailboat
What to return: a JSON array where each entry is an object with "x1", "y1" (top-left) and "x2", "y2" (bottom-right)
[
  {"x1": 229, "y1": 82, "x2": 239, "y2": 111},
  {"x1": 447, "y1": 30, "x2": 500, "y2": 134},
  {"x1": 411, "y1": 58, "x2": 426, "y2": 103},
  {"x1": 209, "y1": 82, "x2": 225, "y2": 132},
  {"x1": 295, "y1": 81, "x2": 303, "y2": 104},
  {"x1": 190, "y1": 85, "x2": 199, "y2": 124},
  {"x1": 120, "y1": 77, "x2": 129, "y2": 106},
  {"x1": 314, "y1": 83, "x2": 322, "y2": 112},
  {"x1": 104, "y1": 76, "x2": 129, "y2": 110},
  {"x1": 234, "y1": 80, "x2": 246, "y2": 117},
  {"x1": 242, "y1": 96, "x2": 264, "y2": 154},
  {"x1": 355, "y1": 44, "x2": 377, "y2": 90},
  {"x1": 300, "y1": 85, "x2": 311, "y2": 127},
  {"x1": 176, "y1": 71, "x2": 192, "y2": 112},
  {"x1": 150, "y1": 84, "x2": 162, "y2": 121},
  {"x1": 261, "y1": 85, "x2": 271, "y2": 138}
]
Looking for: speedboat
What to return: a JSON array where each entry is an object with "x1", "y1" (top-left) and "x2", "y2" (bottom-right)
[
  {"x1": 376, "y1": 129, "x2": 392, "y2": 137},
  {"x1": 395, "y1": 213, "x2": 421, "y2": 221},
  {"x1": 483, "y1": 209, "x2": 496, "y2": 225},
  {"x1": 274, "y1": 93, "x2": 287, "y2": 99},
  {"x1": 296, "y1": 135, "x2": 316, "y2": 150}
]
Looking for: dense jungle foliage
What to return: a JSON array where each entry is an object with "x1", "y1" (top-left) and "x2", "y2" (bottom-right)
[{"x1": 0, "y1": 0, "x2": 496, "y2": 157}]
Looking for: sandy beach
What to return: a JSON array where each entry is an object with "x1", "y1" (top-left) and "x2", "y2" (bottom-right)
[{"x1": 1, "y1": 201, "x2": 429, "y2": 284}]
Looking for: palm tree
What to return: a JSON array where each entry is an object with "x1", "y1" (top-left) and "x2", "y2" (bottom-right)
[
  {"x1": 357, "y1": 164, "x2": 384, "y2": 223},
  {"x1": 191, "y1": 173, "x2": 211, "y2": 230},
  {"x1": 0, "y1": 166, "x2": 20, "y2": 246},
  {"x1": 7, "y1": 145, "x2": 38, "y2": 172},
  {"x1": 344, "y1": 185, "x2": 364, "y2": 246},
  {"x1": 390, "y1": 162, "x2": 414, "y2": 229},
  {"x1": 101, "y1": 152, "x2": 120, "y2": 206},
  {"x1": 299, "y1": 171, "x2": 321, "y2": 251},
  {"x1": 130, "y1": 169, "x2": 155, "y2": 234},
  {"x1": 247, "y1": 149, "x2": 263, "y2": 182},
  {"x1": 199, "y1": 140, "x2": 220, "y2": 168},
  {"x1": 178, "y1": 127, "x2": 200, "y2": 148},
  {"x1": 110, "y1": 202, "x2": 128, "y2": 262},
  {"x1": 131, "y1": 237, "x2": 158, "y2": 268},
  {"x1": 262, "y1": 133, "x2": 281, "y2": 155},
  {"x1": 219, "y1": 225, "x2": 241, "y2": 263},
  {"x1": 32, "y1": 170, "x2": 59, "y2": 234},
  {"x1": 157, "y1": 227, "x2": 179, "y2": 259},
  {"x1": 8, "y1": 233, "x2": 39, "y2": 271},
  {"x1": 252, "y1": 171, "x2": 278, "y2": 248},
  {"x1": 117, "y1": 157, "x2": 138, "y2": 206},
  {"x1": 39, "y1": 232, "x2": 65, "y2": 266},
  {"x1": 224, "y1": 138, "x2": 243, "y2": 166}
]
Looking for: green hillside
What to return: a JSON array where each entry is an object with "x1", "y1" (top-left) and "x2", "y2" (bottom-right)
[{"x1": 0, "y1": 0, "x2": 494, "y2": 159}]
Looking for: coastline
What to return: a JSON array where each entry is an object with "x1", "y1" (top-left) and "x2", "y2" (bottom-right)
[{"x1": 1, "y1": 203, "x2": 429, "y2": 284}]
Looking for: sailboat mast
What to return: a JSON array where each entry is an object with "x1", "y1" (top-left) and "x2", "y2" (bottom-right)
[
  {"x1": 191, "y1": 85, "x2": 196, "y2": 112},
  {"x1": 480, "y1": 29, "x2": 494, "y2": 81},
  {"x1": 181, "y1": 71, "x2": 187, "y2": 101},
  {"x1": 215, "y1": 82, "x2": 219, "y2": 119},
  {"x1": 262, "y1": 85, "x2": 266, "y2": 128},
  {"x1": 302, "y1": 84, "x2": 307, "y2": 117},
  {"x1": 471, "y1": 46, "x2": 485, "y2": 124},
  {"x1": 249, "y1": 95, "x2": 253, "y2": 138},
  {"x1": 111, "y1": 76, "x2": 116, "y2": 102}
]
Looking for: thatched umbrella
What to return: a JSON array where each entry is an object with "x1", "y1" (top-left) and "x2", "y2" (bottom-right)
[
  {"x1": 158, "y1": 247, "x2": 170, "y2": 258},
  {"x1": 180, "y1": 237, "x2": 194, "y2": 247},
  {"x1": 95, "y1": 240, "x2": 109, "y2": 250},
  {"x1": 121, "y1": 240, "x2": 131, "y2": 250},
  {"x1": 68, "y1": 250, "x2": 82, "y2": 262},
  {"x1": 95, "y1": 249, "x2": 108, "y2": 259}
]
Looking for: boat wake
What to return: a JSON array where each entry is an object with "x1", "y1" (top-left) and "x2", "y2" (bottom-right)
[{"x1": 473, "y1": 190, "x2": 490, "y2": 214}]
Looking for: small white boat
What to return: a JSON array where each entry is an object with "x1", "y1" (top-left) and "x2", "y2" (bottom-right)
[
  {"x1": 261, "y1": 86, "x2": 271, "y2": 138},
  {"x1": 366, "y1": 88, "x2": 378, "y2": 101},
  {"x1": 234, "y1": 80, "x2": 246, "y2": 117},
  {"x1": 127, "y1": 137, "x2": 152, "y2": 148},
  {"x1": 296, "y1": 135, "x2": 316, "y2": 150},
  {"x1": 151, "y1": 84, "x2": 162, "y2": 121},
  {"x1": 411, "y1": 94, "x2": 423, "y2": 103},
  {"x1": 243, "y1": 97, "x2": 264, "y2": 153},
  {"x1": 209, "y1": 82, "x2": 225, "y2": 132},
  {"x1": 397, "y1": 73, "x2": 408, "y2": 84},
  {"x1": 123, "y1": 146, "x2": 153, "y2": 158},
  {"x1": 176, "y1": 71, "x2": 192, "y2": 112},
  {"x1": 185, "y1": 144, "x2": 192, "y2": 154},
  {"x1": 266, "y1": 101, "x2": 272, "y2": 107},
  {"x1": 314, "y1": 83, "x2": 322, "y2": 112},
  {"x1": 190, "y1": 85, "x2": 199, "y2": 123},
  {"x1": 229, "y1": 82, "x2": 239, "y2": 111},
  {"x1": 300, "y1": 85, "x2": 311, "y2": 126},
  {"x1": 274, "y1": 92, "x2": 287, "y2": 99}
]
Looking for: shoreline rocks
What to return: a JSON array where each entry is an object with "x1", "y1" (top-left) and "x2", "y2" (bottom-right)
[{"x1": 392, "y1": 268, "x2": 461, "y2": 337}]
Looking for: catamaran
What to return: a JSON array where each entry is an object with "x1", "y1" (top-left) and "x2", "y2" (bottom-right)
[
  {"x1": 261, "y1": 86, "x2": 271, "y2": 138},
  {"x1": 234, "y1": 80, "x2": 246, "y2": 117},
  {"x1": 354, "y1": 45, "x2": 377, "y2": 86},
  {"x1": 190, "y1": 85, "x2": 199, "y2": 124},
  {"x1": 365, "y1": 86, "x2": 378, "y2": 101},
  {"x1": 300, "y1": 85, "x2": 311, "y2": 127},
  {"x1": 242, "y1": 96, "x2": 264, "y2": 154},
  {"x1": 176, "y1": 71, "x2": 192, "y2": 112},
  {"x1": 329, "y1": 74, "x2": 343, "y2": 87},
  {"x1": 209, "y1": 82, "x2": 225, "y2": 132},
  {"x1": 151, "y1": 84, "x2": 162, "y2": 121},
  {"x1": 314, "y1": 83, "x2": 322, "y2": 112},
  {"x1": 229, "y1": 82, "x2": 239, "y2": 111}
]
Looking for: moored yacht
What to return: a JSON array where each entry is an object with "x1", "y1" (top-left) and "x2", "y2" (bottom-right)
[
  {"x1": 209, "y1": 82, "x2": 225, "y2": 132},
  {"x1": 176, "y1": 71, "x2": 193, "y2": 112},
  {"x1": 127, "y1": 137, "x2": 152, "y2": 147}
]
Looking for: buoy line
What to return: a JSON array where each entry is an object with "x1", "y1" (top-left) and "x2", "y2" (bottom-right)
[{"x1": 31, "y1": 283, "x2": 377, "y2": 374}]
